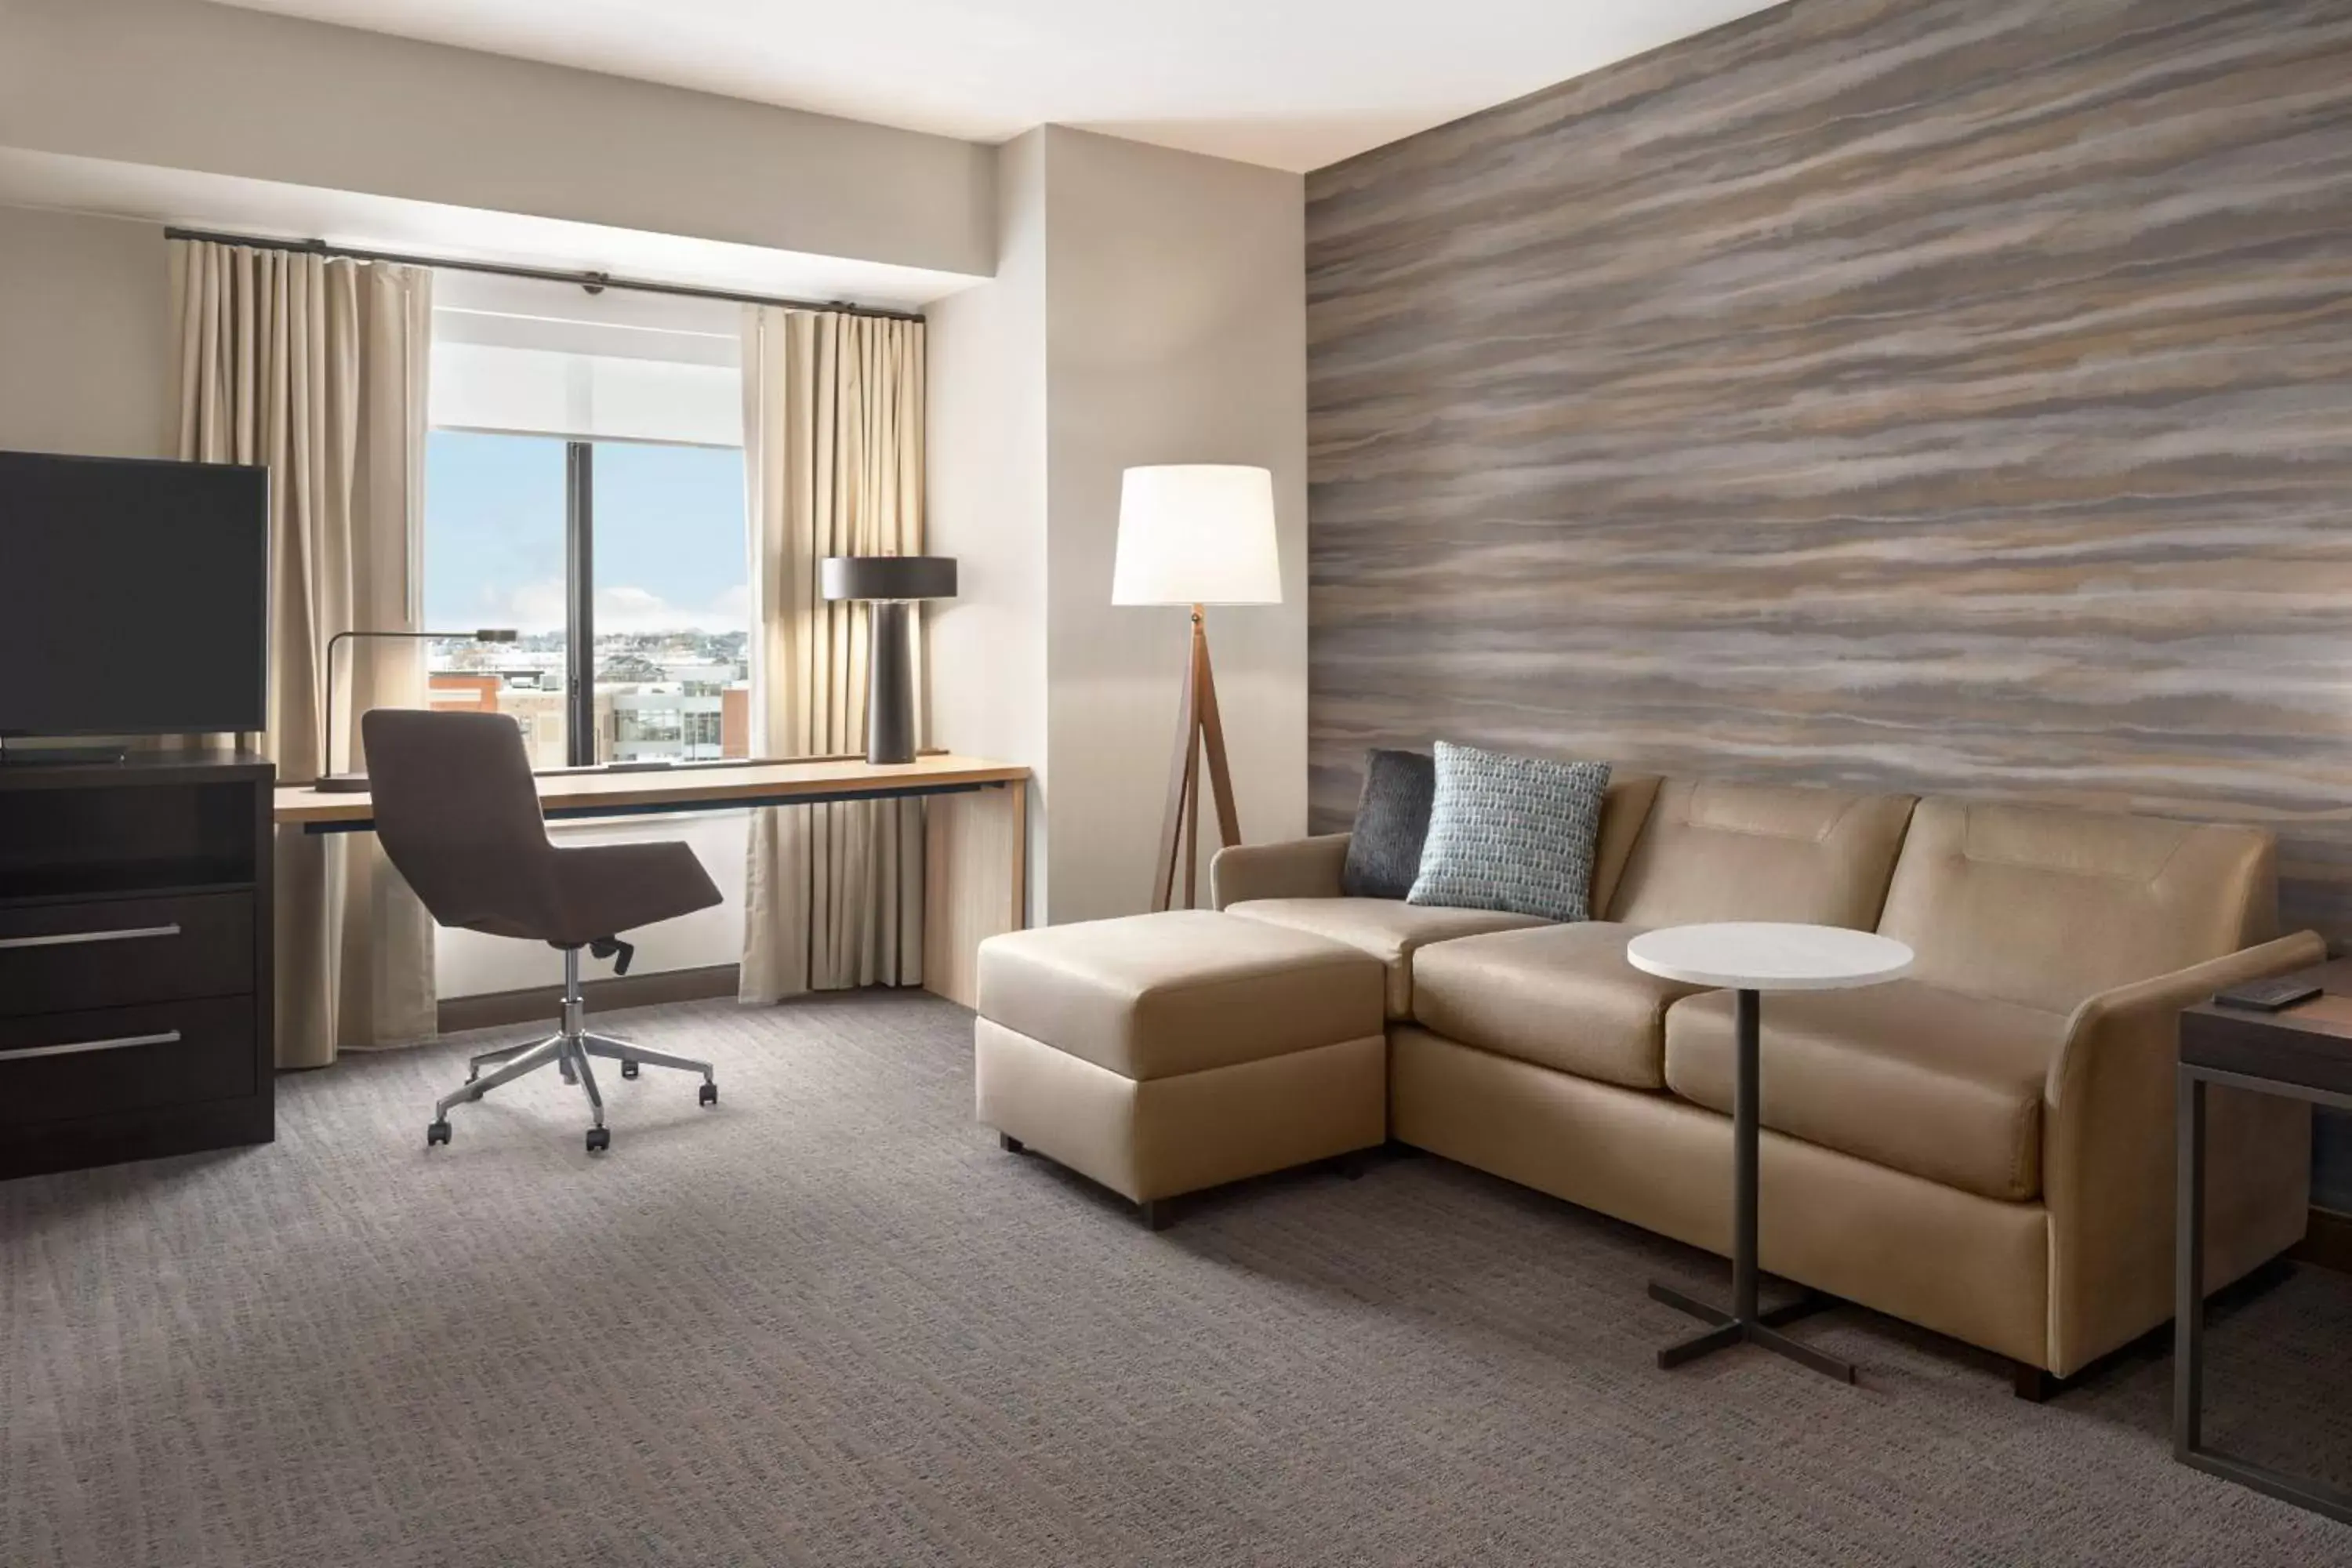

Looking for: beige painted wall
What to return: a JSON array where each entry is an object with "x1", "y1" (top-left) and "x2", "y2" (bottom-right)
[
  {"x1": 927, "y1": 127, "x2": 1308, "y2": 926},
  {"x1": 0, "y1": 0, "x2": 993, "y2": 278},
  {"x1": 0, "y1": 206, "x2": 171, "y2": 459},
  {"x1": 927, "y1": 130, "x2": 1051, "y2": 920},
  {"x1": 1041, "y1": 129, "x2": 1307, "y2": 924}
]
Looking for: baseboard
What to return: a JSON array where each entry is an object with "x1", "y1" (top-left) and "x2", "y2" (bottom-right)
[
  {"x1": 437, "y1": 964, "x2": 739, "y2": 1034},
  {"x1": 2291, "y1": 1205, "x2": 2352, "y2": 1275}
]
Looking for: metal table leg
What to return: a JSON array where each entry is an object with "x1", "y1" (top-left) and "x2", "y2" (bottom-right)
[
  {"x1": 1651, "y1": 987, "x2": 1857, "y2": 1384},
  {"x1": 2172, "y1": 1064, "x2": 2352, "y2": 1524}
]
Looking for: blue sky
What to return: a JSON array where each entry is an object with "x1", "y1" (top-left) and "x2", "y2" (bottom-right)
[{"x1": 423, "y1": 430, "x2": 747, "y2": 633}]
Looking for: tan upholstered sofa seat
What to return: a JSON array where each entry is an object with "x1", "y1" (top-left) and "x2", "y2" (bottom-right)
[
  {"x1": 1412, "y1": 922, "x2": 1701, "y2": 1091},
  {"x1": 1010, "y1": 762, "x2": 2331, "y2": 1385},
  {"x1": 979, "y1": 910, "x2": 1379, "y2": 1078},
  {"x1": 974, "y1": 912, "x2": 1389, "y2": 1211},
  {"x1": 1224, "y1": 898, "x2": 1548, "y2": 1018},
  {"x1": 1664, "y1": 981, "x2": 2071, "y2": 1200}
]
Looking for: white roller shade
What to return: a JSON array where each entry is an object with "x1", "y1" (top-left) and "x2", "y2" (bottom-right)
[{"x1": 430, "y1": 340, "x2": 742, "y2": 448}]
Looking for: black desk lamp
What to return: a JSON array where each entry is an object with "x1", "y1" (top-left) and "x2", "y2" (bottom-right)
[
  {"x1": 819, "y1": 557, "x2": 956, "y2": 765},
  {"x1": 316, "y1": 627, "x2": 518, "y2": 792}
]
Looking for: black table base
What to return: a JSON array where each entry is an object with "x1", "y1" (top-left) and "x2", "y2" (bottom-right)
[
  {"x1": 2176, "y1": 1062, "x2": 2352, "y2": 1526},
  {"x1": 1651, "y1": 987, "x2": 1856, "y2": 1385}
]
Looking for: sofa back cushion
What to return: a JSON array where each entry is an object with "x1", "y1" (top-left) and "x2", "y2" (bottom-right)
[
  {"x1": 1877, "y1": 797, "x2": 2279, "y2": 1014},
  {"x1": 1589, "y1": 773, "x2": 1663, "y2": 918},
  {"x1": 1605, "y1": 779, "x2": 1916, "y2": 931}
]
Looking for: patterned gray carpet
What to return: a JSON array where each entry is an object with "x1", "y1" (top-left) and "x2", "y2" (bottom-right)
[{"x1": 6, "y1": 990, "x2": 2352, "y2": 1567}]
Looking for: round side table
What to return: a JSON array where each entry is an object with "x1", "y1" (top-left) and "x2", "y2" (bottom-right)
[{"x1": 1625, "y1": 921, "x2": 1913, "y2": 1384}]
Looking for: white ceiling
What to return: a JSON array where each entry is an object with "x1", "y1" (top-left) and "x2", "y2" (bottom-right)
[{"x1": 212, "y1": 0, "x2": 1786, "y2": 172}]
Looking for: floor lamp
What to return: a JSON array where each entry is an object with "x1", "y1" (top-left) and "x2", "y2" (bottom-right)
[{"x1": 1112, "y1": 465, "x2": 1283, "y2": 912}]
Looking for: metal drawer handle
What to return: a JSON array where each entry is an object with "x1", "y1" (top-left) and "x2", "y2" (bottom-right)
[
  {"x1": 0, "y1": 924, "x2": 183, "y2": 951},
  {"x1": 0, "y1": 1029, "x2": 182, "y2": 1061}
]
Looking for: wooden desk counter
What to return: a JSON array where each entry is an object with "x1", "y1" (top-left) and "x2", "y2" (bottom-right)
[{"x1": 274, "y1": 753, "x2": 1029, "y2": 1009}]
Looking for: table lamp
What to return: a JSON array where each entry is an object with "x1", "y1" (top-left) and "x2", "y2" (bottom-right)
[
  {"x1": 1111, "y1": 464, "x2": 1283, "y2": 911},
  {"x1": 316, "y1": 627, "x2": 517, "y2": 792},
  {"x1": 819, "y1": 556, "x2": 958, "y2": 765}
]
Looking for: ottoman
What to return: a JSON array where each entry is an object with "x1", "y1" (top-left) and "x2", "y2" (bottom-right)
[{"x1": 975, "y1": 910, "x2": 1388, "y2": 1228}]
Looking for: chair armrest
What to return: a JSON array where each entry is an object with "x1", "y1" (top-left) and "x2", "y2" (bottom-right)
[
  {"x1": 1210, "y1": 834, "x2": 1352, "y2": 910},
  {"x1": 2041, "y1": 930, "x2": 2326, "y2": 1374}
]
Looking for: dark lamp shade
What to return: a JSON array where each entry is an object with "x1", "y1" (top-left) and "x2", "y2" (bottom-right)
[{"x1": 820, "y1": 555, "x2": 957, "y2": 603}]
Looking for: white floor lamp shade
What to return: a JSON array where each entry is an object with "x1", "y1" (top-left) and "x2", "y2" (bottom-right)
[
  {"x1": 1112, "y1": 465, "x2": 1283, "y2": 607},
  {"x1": 1112, "y1": 464, "x2": 1283, "y2": 911}
]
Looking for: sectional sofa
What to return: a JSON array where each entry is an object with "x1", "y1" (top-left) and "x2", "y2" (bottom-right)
[{"x1": 1203, "y1": 775, "x2": 2321, "y2": 1395}]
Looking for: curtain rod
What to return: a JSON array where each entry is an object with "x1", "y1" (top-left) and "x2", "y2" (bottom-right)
[{"x1": 162, "y1": 227, "x2": 929, "y2": 323}]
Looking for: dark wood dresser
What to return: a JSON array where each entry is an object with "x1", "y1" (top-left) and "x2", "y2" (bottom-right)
[{"x1": 0, "y1": 751, "x2": 274, "y2": 1180}]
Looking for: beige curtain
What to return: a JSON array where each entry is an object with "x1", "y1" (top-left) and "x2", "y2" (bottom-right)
[
  {"x1": 171, "y1": 239, "x2": 438, "y2": 1066},
  {"x1": 739, "y1": 307, "x2": 927, "y2": 1002}
]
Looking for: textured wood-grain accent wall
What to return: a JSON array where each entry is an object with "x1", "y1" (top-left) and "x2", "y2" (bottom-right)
[{"x1": 1307, "y1": 0, "x2": 2352, "y2": 941}]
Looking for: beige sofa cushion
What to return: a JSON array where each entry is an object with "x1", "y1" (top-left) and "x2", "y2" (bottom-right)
[
  {"x1": 1663, "y1": 981, "x2": 2071, "y2": 1200},
  {"x1": 1606, "y1": 779, "x2": 1916, "y2": 930},
  {"x1": 1225, "y1": 898, "x2": 1548, "y2": 1018},
  {"x1": 1413, "y1": 922, "x2": 1702, "y2": 1090},
  {"x1": 975, "y1": 911, "x2": 1385, "y2": 1080},
  {"x1": 1588, "y1": 773, "x2": 1664, "y2": 916},
  {"x1": 1879, "y1": 798, "x2": 2279, "y2": 1014}
]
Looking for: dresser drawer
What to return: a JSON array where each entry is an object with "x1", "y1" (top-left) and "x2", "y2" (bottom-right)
[
  {"x1": 0, "y1": 996, "x2": 257, "y2": 1126},
  {"x1": 0, "y1": 893, "x2": 253, "y2": 1017}
]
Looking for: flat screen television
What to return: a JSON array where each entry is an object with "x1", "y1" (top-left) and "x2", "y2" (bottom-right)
[{"x1": 0, "y1": 449, "x2": 269, "y2": 739}]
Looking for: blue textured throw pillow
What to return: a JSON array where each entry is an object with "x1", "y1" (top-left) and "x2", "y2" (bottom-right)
[{"x1": 1407, "y1": 742, "x2": 1611, "y2": 922}]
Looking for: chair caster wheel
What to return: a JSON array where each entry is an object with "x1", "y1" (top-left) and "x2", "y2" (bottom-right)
[
  {"x1": 426, "y1": 1120, "x2": 452, "y2": 1147},
  {"x1": 586, "y1": 1127, "x2": 611, "y2": 1153},
  {"x1": 620, "y1": 1060, "x2": 640, "y2": 1080},
  {"x1": 699, "y1": 1082, "x2": 718, "y2": 1107}
]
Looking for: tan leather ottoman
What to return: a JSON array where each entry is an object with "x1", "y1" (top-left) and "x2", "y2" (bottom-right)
[{"x1": 975, "y1": 910, "x2": 1388, "y2": 1228}]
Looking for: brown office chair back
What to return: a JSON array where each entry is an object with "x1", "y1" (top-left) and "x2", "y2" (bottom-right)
[
  {"x1": 362, "y1": 706, "x2": 724, "y2": 1151},
  {"x1": 361, "y1": 708, "x2": 562, "y2": 942}
]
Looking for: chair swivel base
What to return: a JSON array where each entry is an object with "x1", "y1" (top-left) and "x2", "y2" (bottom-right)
[
  {"x1": 426, "y1": 949, "x2": 715, "y2": 1153},
  {"x1": 1649, "y1": 1280, "x2": 1854, "y2": 1382}
]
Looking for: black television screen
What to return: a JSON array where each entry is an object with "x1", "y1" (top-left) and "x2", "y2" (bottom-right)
[{"x1": 0, "y1": 450, "x2": 269, "y2": 738}]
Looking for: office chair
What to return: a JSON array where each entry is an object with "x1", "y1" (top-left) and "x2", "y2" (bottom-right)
[{"x1": 361, "y1": 708, "x2": 726, "y2": 1153}]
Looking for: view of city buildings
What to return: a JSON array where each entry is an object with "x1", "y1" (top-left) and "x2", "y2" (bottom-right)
[
  {"x1": 422, "y1": 430, "x2": 752, "y2": 770},
  {"x1": 428, "y1": 630, "x2": 751, "y2": 768}
]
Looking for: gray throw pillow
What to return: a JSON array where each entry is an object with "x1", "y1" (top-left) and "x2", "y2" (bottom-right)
[
  {"x1": 1407, "y1": 742, "x2": 1611, "y2": 922},
  {"x1": 1341, "y1": 748, "x2": 1436, "y2": 899}
]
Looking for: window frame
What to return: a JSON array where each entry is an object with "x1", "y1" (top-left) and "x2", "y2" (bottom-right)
[{"x1": 563, "y1": 440, "x2": 596, "y2": 767}]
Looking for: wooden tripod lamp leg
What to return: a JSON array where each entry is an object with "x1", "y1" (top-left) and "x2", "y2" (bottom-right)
[
  {"x1": 1192, "y1": 610, "x2": 1243, "y2": 851},
  {"x1": 1149, "y1": 605, "x2": 1245, "y2": 913},
  {"x1": 1151, "y1": 615, "x2": 1201, "y2": 913}
]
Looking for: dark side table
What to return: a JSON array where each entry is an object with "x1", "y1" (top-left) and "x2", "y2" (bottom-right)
[{"x1": 2176, "y1": 960, "x2": 2352, "y2": 1526}]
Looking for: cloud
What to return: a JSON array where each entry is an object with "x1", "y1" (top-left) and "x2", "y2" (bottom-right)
[{"x1": 479, "y1": 579, "x2": 744, "y2": 636}]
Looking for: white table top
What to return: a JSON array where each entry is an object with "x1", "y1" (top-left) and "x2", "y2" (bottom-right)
[{"x1": 1625, "y1": 922, "x2": 1914, "y2": 992}]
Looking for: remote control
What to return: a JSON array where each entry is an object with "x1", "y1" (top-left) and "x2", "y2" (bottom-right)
[{"x1": 2212, "y1": 977, "x2": 2323, "y2": 1012}]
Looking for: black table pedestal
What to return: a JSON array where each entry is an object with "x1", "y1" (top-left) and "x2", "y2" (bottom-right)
[{"x1": 1650, "y1": 987, "x2": 1857, "y2": 1385}]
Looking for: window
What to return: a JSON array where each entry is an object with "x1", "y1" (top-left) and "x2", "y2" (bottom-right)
[
  {"x1": 421, "y1": 431, "x2": 572, "y2": 767},
  {"x1": 587, "y1": 441, "x2": 750, "y2": 764},
  {"x1": 423, "y1": 436, "x2": 749, "y2": 767},
  {"x1": 422, "y1": 276, "x2": 748, "y2": 769}
]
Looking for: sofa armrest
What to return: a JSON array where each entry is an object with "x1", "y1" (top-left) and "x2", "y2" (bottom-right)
[
  {"x1": 2041, "y1": 930, "x2": 2326, "y2": 1374},
  {"x1": 1210, "y1": 834, "x2": 1352, "y2": 910}
]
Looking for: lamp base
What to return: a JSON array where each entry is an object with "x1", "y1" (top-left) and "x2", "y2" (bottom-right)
[
  {"x1": 866, "y1": 601, "x2": 917, "y2": 766},
  {"x1": 313, "y1": 772, "x2": 372, "y2": 793}
]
